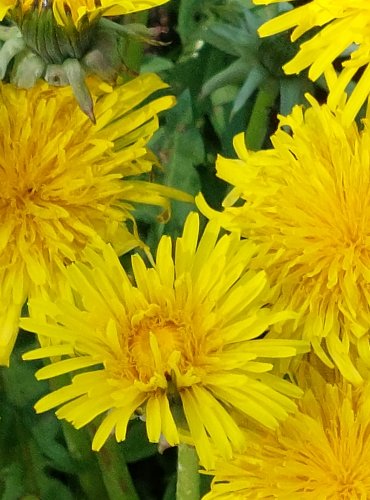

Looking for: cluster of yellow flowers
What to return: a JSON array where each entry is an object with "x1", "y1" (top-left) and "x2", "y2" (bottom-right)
[
  {"x1": 200, "y1": 1, "x2": 370, "y2": 497},
  {"x1": 2, "y1": 0, "x2": 370, "y2": 498}
]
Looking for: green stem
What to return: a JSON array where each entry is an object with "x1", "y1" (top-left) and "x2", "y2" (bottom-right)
[
  {"x1": 95, "y1": 436, "x2": 139, "y2": 500},
  {"x1": 61, "y1": 421, "x2": 108, "y2": 500},
  {"x1": 16, "y1": 415, "x2": 43, "y2": 495},
  {"x1": 48, "y1": 376, "x2": 107, "y2": 499},
  {"x1": 245, "y1": 79, "x2": 279, "y2": 151},
  {"x1": 50, "y1": 374, "x2": 138, "y2": 500},
  {"x1": 176, "y1": 444, "x2": 200, "y2": 500}
]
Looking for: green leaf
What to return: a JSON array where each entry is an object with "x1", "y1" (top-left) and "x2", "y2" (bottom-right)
[
  {"x1": 231, "y1": 65, "x2": 267, "y2": 117},
  {"x1": 1, "y1": 462, "x2": 25, "y2": 500},
  {"x1": 121, "y1": 420, "x2": 158, "y2": 463},
  {"x1": 140, "y1": 55, "x2": 175, "y2": 74},
  {"x1": 147, "y1": 90, "x2": 202, "y2": 247},
  {"x1": 203, "y1": 23, "x2": 255, "y2": 56},
  {"x1": 279, "y1": 77, "x2": 313, "y2": 116},
  {"x1": 177, "y1": 0, "x2": 202, "y2": 46},
  {"x1": 201, "y1": 58, "x2": 250, "y2": 98}
]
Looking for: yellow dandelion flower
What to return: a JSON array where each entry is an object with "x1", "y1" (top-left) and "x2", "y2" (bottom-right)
[
  {"x1": 21, "y1": 213, "x2": 305, "y2": 469},
  {"x1": 204, "y1": 363, "x2": 370, "y2": 499},
  {"x1": 197, "y1": 96, "x2": 370, "y2": 385},
  {"x1": 0, "y1": 0, "x2": 14, "y2": 20},
  {"x1": 1, "y1": 0, "x2": 169, "y2": 25},
  {"x1": 0, "y1": 1, "x2": 170, "y2": 116},
  {"x1": 254, "y1": 0, "x2": 370, "y2": 124},
  {"x1": 0, "y1": 73, "x2": 189, "y2": 366}
]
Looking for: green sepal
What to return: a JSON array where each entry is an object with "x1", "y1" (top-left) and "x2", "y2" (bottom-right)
[{"x1": 20, "y1": 7, "x2": 96, "y2": 64}]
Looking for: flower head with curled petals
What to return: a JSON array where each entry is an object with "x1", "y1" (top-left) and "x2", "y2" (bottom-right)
[
  {"x1": 198, "y1": 97, "x2": 370, "y2": 385},
  {"x1": 21, "y1": 213, "x2": 305, "y2": 469},
  {"x1": 254, "y1": 0, "x2": 370, "y2": 124},
  {"x1": 204, "y1": 362, "x2": 370, "y2": 499},
  {"x1": 0, "y1": 73, "x2": 188, "y2": 365}
]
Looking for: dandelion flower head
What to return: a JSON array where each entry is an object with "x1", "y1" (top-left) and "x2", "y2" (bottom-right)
[
  {"x1": 0, "y1": 73, "x2": 179, "y2": 365},
  {"x1": 21, "y1": 213, "x2": 305, "y2": 469},
  {"x1": 198, "y1": 97, "x2": 370, "y2": 385},
  {"x1": 204, "y1": 362, "x2": 370, "y2": 499},
  {"x1": 253, "y1": 0, "x2": 370, "y2": 124}
]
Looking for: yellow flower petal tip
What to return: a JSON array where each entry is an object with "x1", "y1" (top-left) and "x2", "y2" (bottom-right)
[
  {"x1": 4, "y1": 1, "x2": 170, "y2": 27},
  {"x1": 0, "y1": 0, "x2": 15, "y2": 21},
  {"x1": 253, "y1": 0, "x2": 370, "y2": 123}
]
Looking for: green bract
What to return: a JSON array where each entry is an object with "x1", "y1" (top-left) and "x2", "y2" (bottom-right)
[{"x1": 0, "y1": 3, "x2": 158, "y2": 119}]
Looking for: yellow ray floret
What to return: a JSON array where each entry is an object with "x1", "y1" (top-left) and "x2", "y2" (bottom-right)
[
  {"x1": 1, "y1": 1, "x2": 169, "y2": 26},
  {"x1": 204, "y1": 362, "x2": 370, "y2": 499},
  {"x1": 0, "y1": 0, "x2": 13, "y2": 20},
  {"x1": 253, "y1": 0, "x2": 370, "y2": 124},
  {"x1": 21, "y1": 213, "x2": 306, "y2": 469},
  {"x1": 0, "y1": 73, "x2": 187, "y2": 365},
  {"x1": 197, "y1": 96, "x2": 370, "y2": 385}
]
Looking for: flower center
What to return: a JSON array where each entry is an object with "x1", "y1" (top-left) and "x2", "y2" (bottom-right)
[
  {"x1": 128, "y1": 307, "x2": 191, "y2": 384},
  {"x1": 2, "y1": 174, "x2": 37, "y2": 211}
]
